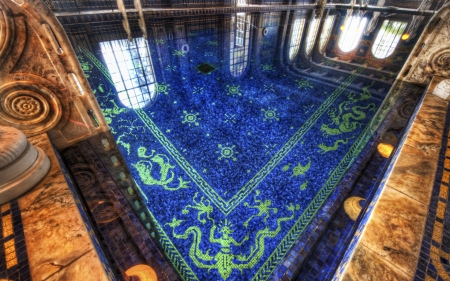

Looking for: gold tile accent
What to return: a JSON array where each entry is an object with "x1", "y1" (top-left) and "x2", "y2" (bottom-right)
[
  {"x1": 4, "y1": 245, "x2": 14, "y2": 255},
  {"x1": 0, "y1": 203, "x2": 10, "y2": 213},
  {"x1": 440, "y1": 184, "x2": 449, "y2": 200},
  {"x1": 442, "y1": 171, "x2": 450, "y2": 184},
  {"x1": 430, "y1": 245, "x2": 450, "y2": 281},
  {"x1": 2, "y1": 214, "x2": 13, "y2": 238},
  {"x1": 445, "y1": 158, "x2": 450, "y2": 170},
  {"x1": 437, "y1": 201, "x2": 446, "y2": 219},
  {"x1": 6, "y1": 257, "x2": 17, "y2": 269},
  {"x1": 4, "y1": 239, "x2": 17, "y2": 269},
  {"x1": 425, "y1": 275, "x2": 435, "y2": 281},
  {"x1": 432, "y1": 221, "x2": 443, "y2": 242},
  {"x1": 4, "y1": 239, "x2": 14, "y2": 249}
]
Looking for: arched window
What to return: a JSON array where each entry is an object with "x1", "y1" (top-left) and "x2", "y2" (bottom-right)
[
  {"x1": 319, "y1": 15, "x2": 335, "y2": 51},
  {"x1": 338, "y1": 15, "x2": 368, "y2": 52},
  {"x1": 372, "y1": 20, "x2": 407, "y2": 59},
  {"x1": 288, "y1": 18, "x2": 306, "y2": 61},
  {"x1": 100, "y1": 37, "x2": 157, "y2": 108},
  {"x1": 230, "y1": 13, "x2": 251, "y2": 77},
  {"x1": 305, "y1": 17, "x2": 321, "y2": 55}
]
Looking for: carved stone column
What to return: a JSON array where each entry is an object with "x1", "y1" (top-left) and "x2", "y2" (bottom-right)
[
  {"x1": 0, "y1": 0, "x2": 109, "y2": 150},
  {"x1": 0, "y1": 126, "x2": 50, "y2": 204}
]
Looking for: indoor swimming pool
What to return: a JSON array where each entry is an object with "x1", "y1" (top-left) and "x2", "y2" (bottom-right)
[{"x1": 65, "y1": 9, "x2": 422, "y2": 280}]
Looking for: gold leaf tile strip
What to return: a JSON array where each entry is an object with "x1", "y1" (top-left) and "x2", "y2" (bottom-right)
[
  {"x1": 6, "y1": 257, "x2": 17, "y2": 269},
  {"x1": 0, "y1": 203, "x2": 10, "y2": 213},
  {"x1": 4, "y1": 239, "x2": 14, "y2": 249},
  {"x1": 4, "y1": 239, "x2": 17, "y2": 269},
  {"x1": 2, "y1": 214, "x2": 13, "y2": 238},
  {"x1": 430, "y1": 246, "x2": 450, "y2": 281},
  {"x1": 440, "y1": 184, "x2": 449, "y2": 200},
  {"x1": 442, "y1": 171, "x2": 450, "y2": 184},
  {"x1": 436, "y1": 201, "x2": 446, "y2": 219},
  {"x1": 432, "y1": 221, "x2": 443, "y2": 242},
  {"x1": 445, "y1": 158, "x2": 450, "y2": 170}
]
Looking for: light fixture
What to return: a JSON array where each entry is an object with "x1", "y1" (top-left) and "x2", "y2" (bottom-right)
[
  {"x1": 340, "y1": 25, "x2": 346, "y2": 31},
  {"x1": 377, "y1": 143, "x2": 394, "y2": 158},
  {"x1": 401, "y1": 33, "x2": 410, "y2": 40}
]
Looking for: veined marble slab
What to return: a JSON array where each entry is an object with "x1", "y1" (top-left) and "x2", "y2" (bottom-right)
[
  {"x1": 337, "y1": 76, "x2": 448, "y2": 280},
  {"x1": 17, "y1": 133, "x2": 110, "y2": 281}
]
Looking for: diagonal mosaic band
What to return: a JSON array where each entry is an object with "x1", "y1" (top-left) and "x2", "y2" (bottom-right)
[
  {"x1": 79, "y1": 34, "x2": 380, "y2": 280},
  {"x1": 134, "y1": 61, "x2": 370, "y2": 215}
]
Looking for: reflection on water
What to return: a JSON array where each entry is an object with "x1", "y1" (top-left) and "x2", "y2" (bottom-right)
[
  {"x1": 63, "y1": 8, "x2": 429, "y2": 281},
  {"x1": 100, "y1": 38, "x2": 157, "y2": 108}
]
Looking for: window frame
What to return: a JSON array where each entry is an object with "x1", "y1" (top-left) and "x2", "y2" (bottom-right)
[
  {"x1": 371, "y1": 20, "x2": 408, "y2": 59},
  {"x1": 319, "y1": 15, "x2": 335, "y2": 52},
  {"x1": 338, "y1": 15, "x2": 368, "y2": 53},
  {"x1": 230, "y1": 13, "x2": 251, "y2": 77},
  {"x1": 100, "y1": 37, "x2": 158, "y2": 109},
  {"x1": 305, "y1": 17, "x2": 322, "y2": 55},
  {"x1": 288, "y1": 17, "x2": 306, "y2": 61}
]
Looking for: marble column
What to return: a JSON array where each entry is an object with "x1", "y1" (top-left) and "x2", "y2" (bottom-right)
[{"x1": 0, "y1": 126, "x2": 50, "y2": 205}]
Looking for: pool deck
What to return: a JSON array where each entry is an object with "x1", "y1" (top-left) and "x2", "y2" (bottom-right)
[{"x1": 335, "y1": 76, "x2": 450, "y2": 281}]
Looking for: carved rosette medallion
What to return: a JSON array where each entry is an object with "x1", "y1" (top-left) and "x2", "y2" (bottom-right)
[
  {"x1": 92, "y1": 201, "x2": 123, "y2": 224},
  {"x1": 0, "y1": 0, "x2": 14, "y2": 65},
  {"x1": 398, "y1": 100, "x2": 416, "y2": 118},
  {"x1": 0, "y1": 81, "x2": 62, "y2": 136},
  {"x1": 74, "y1": 170, "x2": 96, "y2": 189},
  {"x1": 431, "y1": 49, "x2": 450, "y2": 74}
]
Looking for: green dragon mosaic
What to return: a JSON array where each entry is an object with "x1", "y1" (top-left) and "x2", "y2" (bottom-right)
[
  {"x1": 81, "y1": 48, "x2": 378, "y2": 281},
  {"x1": 167, "y1": 198, "x2": 300, "y2": 280},
  {"x1": 134, "y1": 147, "x2": 191, "y2": 191}
]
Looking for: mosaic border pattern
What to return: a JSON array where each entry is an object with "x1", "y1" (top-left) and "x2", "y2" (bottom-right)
[
  {"x1": 0, "y1": 201, "x2": 31, "y2": 281},
  {"x1": 53, "y1": 145, "x2": 118, "y2": 281},
  {"x1": 414, "y1": 102, "x2": 450, "y2": 281},
  {"x1": 332, "y1": 85, "x2": 430, "y2": 280},
  {"x1": 79, "y1": 45, "x2": 379, "y2": 281}
]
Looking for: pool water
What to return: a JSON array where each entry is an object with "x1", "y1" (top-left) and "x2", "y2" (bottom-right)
[{"x1": 75, "y1": 13, "x2": 392, "y2": 280}]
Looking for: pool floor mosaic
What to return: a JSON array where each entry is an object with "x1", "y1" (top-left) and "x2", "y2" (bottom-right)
[{"x1": 72, "y1": 23, "x2": 388, "y2": 280}]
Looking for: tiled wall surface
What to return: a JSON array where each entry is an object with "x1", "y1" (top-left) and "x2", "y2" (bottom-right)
[
  {"x1": 61, "y1": 137, "x2": 180, "y2": 281},
  {"x1": 335, "y1": 77, "x2": 449, "y2": 280},
  {"x1": 1, "y1": 134, "x2": 111, "y2": 281},
  {"x1": 414, "y1": 96, "x2": 450, "y2": 280},
  {"x1": 0, "y1": 201, "x2": 31, "y2": 281}
]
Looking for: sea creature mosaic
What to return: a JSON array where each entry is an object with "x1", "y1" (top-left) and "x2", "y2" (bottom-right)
[{"x1": 77, "y1": 27, "x2": 383, "y2": 281}]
